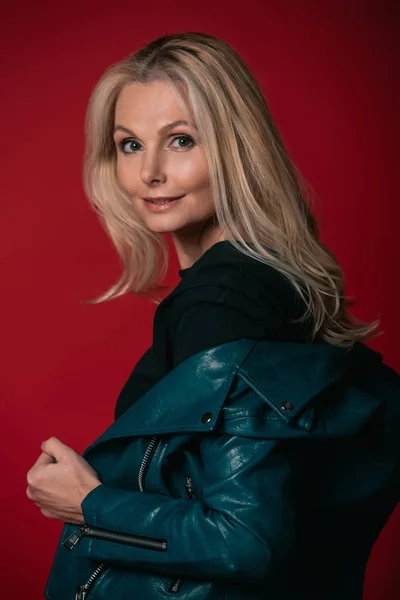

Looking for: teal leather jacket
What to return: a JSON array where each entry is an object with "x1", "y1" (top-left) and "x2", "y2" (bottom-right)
[{"x1": 45, "y1": 339, "x2": 400, "y2": 600}]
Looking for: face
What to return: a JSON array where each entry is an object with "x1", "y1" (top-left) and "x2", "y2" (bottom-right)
[{"x1": 113, "y1": 81, "x2": 216, "y2": 242}]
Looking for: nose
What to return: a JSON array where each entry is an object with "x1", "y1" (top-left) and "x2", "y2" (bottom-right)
[{"x1": 140, "y1": 148, "x2": 167, "y2": 185}]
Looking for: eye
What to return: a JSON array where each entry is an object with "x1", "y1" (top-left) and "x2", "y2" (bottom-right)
[
  {"x1": 118, "y1": 139, "x2": 141, "y2": 154},
  {"x1": 170, "y1": 135, "x2": 195, "y2": 150},
  {"x1": 117, "y1": 134, "x2": 195, "y2": 156}
]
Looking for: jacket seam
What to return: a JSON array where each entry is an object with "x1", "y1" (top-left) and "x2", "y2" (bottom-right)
[{"x1": 223, "y1": 412, "x2": 281, "y2": 422}]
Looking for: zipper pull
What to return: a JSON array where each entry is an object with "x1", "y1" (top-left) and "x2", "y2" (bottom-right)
[
  {"x1": 62, "y1": 525, "x2": 89, "y2": 551},
  {"x1": 184, "y1": 476, "x2": 196, "y2": 500},
  {"x1": 75, "y1": 583, "x2": 90, "y2": 600}
]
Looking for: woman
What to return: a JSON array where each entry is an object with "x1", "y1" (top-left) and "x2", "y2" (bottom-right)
[{"x1": 27, "y1": 32, "x2": 399, "y2": 599}]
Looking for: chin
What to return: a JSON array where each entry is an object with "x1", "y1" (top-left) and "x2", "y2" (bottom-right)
[{"x1": 143, "y1": 220, "x2": 185, "y2": 234}]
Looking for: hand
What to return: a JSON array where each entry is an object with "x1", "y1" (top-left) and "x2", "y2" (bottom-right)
[{"x1": 26, "y1": 437, "x2": 102, "y2": 524}]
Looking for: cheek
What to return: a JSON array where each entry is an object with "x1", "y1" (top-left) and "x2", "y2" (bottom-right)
[
  {"x1": 115, "y1": 151, "x2": 211, "y2": 195},
  {"x1": 116, "y1": 162, "x2": 138, "y2": 193},
  {"x1": 176, "y1": 154, "x2": 210, "y2": 190}
]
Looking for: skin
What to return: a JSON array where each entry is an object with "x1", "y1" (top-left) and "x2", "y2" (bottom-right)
[
  {"x1": 26, "y1": 81, "x2": 225, "y2": 524},
  {"x1": 26, "y1": 438, "x2": 101, "y2": 524},
  {"x1": 114, "y1": 80, "x2": 225, "y2": 268}
]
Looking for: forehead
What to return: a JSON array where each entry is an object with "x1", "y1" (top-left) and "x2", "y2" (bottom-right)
[{"x1": 115, "y1": 81, "x2": 192, "y2": 123}]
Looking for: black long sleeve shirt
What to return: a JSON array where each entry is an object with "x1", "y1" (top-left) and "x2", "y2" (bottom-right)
[{"x1": 114, "y1": 241, "x2": 313, "y2": 420}]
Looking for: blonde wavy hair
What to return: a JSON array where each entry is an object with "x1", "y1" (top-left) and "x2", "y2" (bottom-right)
[{"x1": 82, "y1": 31, "x2": 381, "y2": 348}]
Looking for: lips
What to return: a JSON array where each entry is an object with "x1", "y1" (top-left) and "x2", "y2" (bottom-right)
[
  {"x1": 143, "y1": 195, "x2": 184, "y2": 202},
  {"x1": 142, "y1": 195, "x2": 184, "y2": 211}
]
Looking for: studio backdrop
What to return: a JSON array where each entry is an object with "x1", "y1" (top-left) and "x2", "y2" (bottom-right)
[{"x1": 0, "y1": 1, "x2": 398, "y2": 598}]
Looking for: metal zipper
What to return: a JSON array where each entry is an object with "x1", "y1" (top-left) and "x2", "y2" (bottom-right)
[
  {"x1": 138, "y1": 434, "x2": 161, "y2": 492},
  {"x1": 74, "y1": 563, "x2": 108, "y2": 600},
  {"x1": 168, "y1": 475, "x2": 196, "y2": 594},
  {"x1": 184, "y1": 475, "x2": 196, "y2": 500},
  {"x1": 66, "y1": 434, "x2": 163, "y2": 599},
  {"x1": 63, "y1": 523, "x2": 167, "y2": 552}
]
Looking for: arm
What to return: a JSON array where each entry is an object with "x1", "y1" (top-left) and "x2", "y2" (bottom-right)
[
  {"x1": 74, "y1": 296, "x2": 293, "y2": 583},
  {"x1": 74, "y1": 430, "x2": 295, "y2": 583}
]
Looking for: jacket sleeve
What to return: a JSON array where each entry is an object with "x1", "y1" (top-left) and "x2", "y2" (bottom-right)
[{"x1": 76, "y1": 430, "x2": 295, "y2": 584}]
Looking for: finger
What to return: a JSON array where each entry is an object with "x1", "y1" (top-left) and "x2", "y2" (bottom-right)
[
  {"x1": 26, "y1": 485, "x2": 42, "y2": 505},
  {"x1": 41, "y1": 451, "x2": 58, "y2": 463},
  {"x1": 41, "y1": 437, "x2": 68, "y2": 462},
  {"x1": 40, "y1": 507, "x2": 58, "y2": 519},
  {"x1": 30, "y1": 452, "x2": 55, "y2": 471}
]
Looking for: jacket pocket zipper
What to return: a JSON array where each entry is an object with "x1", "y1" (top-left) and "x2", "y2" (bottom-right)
[
  {"x1": 67, "y1": 434, "x2": 163, "y2": 599},
  {"x1": 63, "y1": 523, "x2": 168, "y2": 552},
  {"x1": 168, "y1": 475, "x2": 196, "y2": 594}
]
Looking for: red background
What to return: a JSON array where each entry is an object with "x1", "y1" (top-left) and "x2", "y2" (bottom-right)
[{"x1": 1, "y1": 1, "x2": 398, "y2": 598}]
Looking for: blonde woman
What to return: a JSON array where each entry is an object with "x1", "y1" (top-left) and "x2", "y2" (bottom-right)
[{"x1": 27, "y1": 32, "x2": 399, "y2": 600}]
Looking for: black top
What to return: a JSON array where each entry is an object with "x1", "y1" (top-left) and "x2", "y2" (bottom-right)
[{"x1": 114, "y1": 241, "x2": 313, "y2": 420}]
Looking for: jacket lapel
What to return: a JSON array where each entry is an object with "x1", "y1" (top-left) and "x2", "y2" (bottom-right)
[
  {"x1": 83, "y1": 338, "x2": 382, "y2": 456},
  {"x1": 83, "y1": 339, "x2": 257, "y2": 455}
]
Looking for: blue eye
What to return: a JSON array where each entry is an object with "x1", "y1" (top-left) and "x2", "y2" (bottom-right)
[
  {"x1": 170, "y1": 135, "x2": 195, "y2": 149},
  {"x1": 118, "y1": 134, "x2": 195, "y2": 155},
  {"x1": 119, "y1": 140, "x2": 141, "y2": 154}
]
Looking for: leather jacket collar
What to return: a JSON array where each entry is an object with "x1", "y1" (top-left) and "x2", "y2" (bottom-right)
[{"x1": 83, "y1": 339, "x2": 382, "y2": 455}]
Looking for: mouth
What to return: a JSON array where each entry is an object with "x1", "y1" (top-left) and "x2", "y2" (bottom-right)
[{"x1": 142, "y1": 195, "x2": 185, "y2": 210}]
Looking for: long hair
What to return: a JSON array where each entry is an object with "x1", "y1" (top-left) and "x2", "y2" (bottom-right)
[{"x1": 82, "y1": 31, "x2": 380, "y2": 348}]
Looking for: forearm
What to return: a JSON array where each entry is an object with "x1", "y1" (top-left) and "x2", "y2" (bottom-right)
[
  {"x1": 65, "y1": 432, "x2": 294, "y2": 584},
  {"x1": 67, "y1": 483, "x2": 272, "y2": 583}
]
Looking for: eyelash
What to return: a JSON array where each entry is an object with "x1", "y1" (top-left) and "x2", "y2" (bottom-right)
[{"x1": 118, "y1": 134, "x2": 195, "y2": 155}]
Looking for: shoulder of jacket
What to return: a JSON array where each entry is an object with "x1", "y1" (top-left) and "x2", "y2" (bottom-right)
[
  {"x1": 221, "y1": 339, "x2": 392, "y2": 439},
  {"x1": 84, "y1": 338, "x2": 398, "y2": 456}
]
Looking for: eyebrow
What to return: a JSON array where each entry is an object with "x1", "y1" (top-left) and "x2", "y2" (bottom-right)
[{"x1": 113, "y1": 120, "x2": 197, "y2": 137}]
